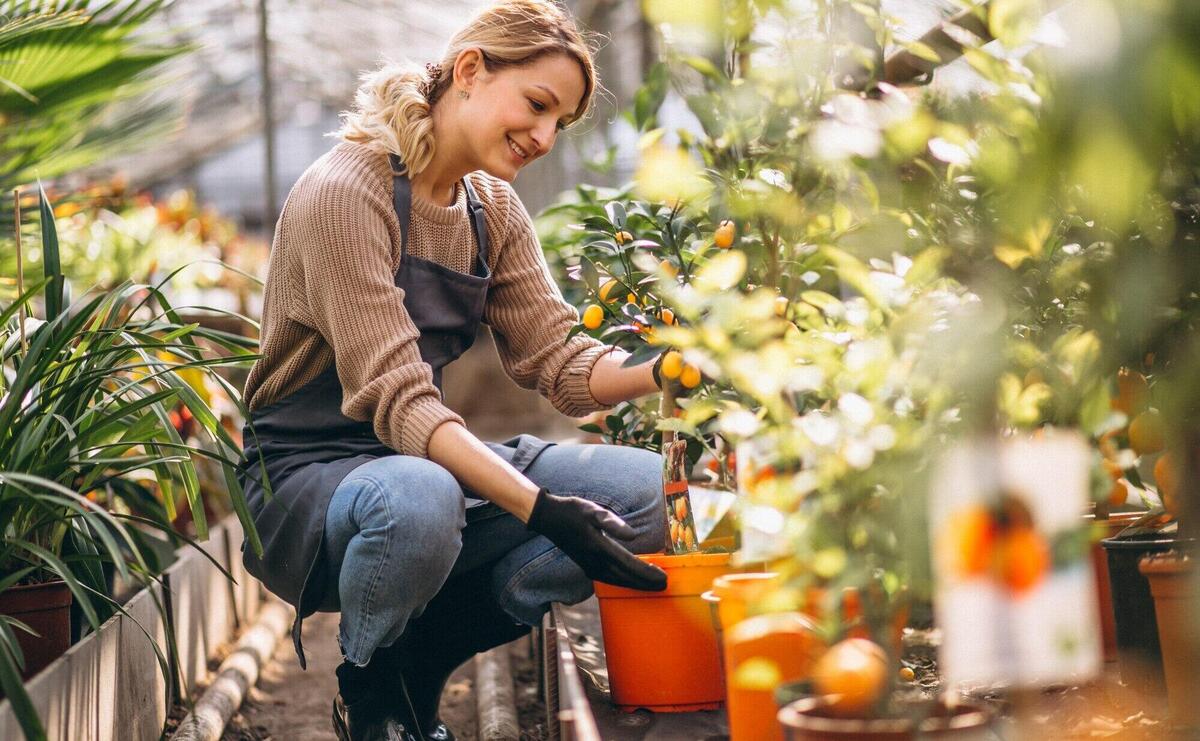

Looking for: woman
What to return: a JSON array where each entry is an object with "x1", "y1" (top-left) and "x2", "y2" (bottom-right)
[{"x1": 238, "y1": 2, "x2": 671, "y2": 739}]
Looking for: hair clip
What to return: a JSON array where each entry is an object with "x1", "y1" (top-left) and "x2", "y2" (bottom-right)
[{"x1": 419, "y1": 62, "x2": 442, "y2": 99}]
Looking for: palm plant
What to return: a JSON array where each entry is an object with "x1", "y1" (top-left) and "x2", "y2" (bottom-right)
[
  {"x1": 0, "y1": 1, "x2": 185, "y2": 195},
  {"x1": 0, "y1": 187, "x2": 263, "y2": 740}
]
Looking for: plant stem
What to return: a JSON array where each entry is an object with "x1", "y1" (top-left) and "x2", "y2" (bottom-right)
[{"x1": 13, "y1": 189, "x2": 27, "y2": 353}]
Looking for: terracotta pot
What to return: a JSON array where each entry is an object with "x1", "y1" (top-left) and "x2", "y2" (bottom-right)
[
  {"x1": 0, "y1": 580, "x2": 72, "y2": 682},
  {"x1": 777, "y1": 696, "x2": 993, "y2": 740},
  {"x1": 1139, "y1": 551, "x2": 1199, "y2": 732},
  {"x1": 1084, "y1": 510, "x2": 1145, "y2": 661},
  {"x1": 594, "y1": 549, "x2": 738, "y2": 712},
  {"x1": 725, "y1": 612, "x2": 824, "y2": 741}
]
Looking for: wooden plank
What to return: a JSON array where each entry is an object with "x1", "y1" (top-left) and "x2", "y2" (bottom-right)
[
  {"x1": 166, "y1": 546, "x2": 214, "y2": 694},
  {"x1": 199, "y1": 525, "x2": 236, "y2": 659},
  {"x1": 116, "y1": 582, "x2": 170, "y2": 741}
]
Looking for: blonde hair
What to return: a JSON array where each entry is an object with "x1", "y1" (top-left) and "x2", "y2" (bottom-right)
[{"x1": 338, "y1": 0, "x2": 597, "y2": 176}]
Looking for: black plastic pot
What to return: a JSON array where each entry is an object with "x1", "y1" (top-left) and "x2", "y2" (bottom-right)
[{"x1": 1100, "y1": 528, "x2": 1185, "y2": 690}]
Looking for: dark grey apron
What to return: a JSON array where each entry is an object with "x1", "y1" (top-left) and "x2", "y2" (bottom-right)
[{"x1": 239, "y1": 155, "x2": 551, "y2": 665}]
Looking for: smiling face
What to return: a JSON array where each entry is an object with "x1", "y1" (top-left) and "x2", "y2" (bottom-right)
[{"x1": 454, "y1": 51, "x2": 587, "y2": 181}]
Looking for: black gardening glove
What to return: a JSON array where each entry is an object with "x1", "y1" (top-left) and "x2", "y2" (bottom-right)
[{"x1": 527, "y1": 487, "x2": 668, "y2": 592}]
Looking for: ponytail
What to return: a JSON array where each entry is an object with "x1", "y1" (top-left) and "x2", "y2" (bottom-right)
[{"x1": 339, "y1": 62, "x2": 443, "y2": 176}]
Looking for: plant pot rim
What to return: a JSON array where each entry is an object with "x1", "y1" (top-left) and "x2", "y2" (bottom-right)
[
  {"x1": 0, "y1": 578, "x2": 72, "y2": 612},
  {"x1": 1138, "y1": 550, "x2": 1195, "y2": 575},
  {"x1": 1100, "y1": 534, "x2": 1182, "y2": 550},
  {"x1": 639, "y1": 550, "x2": 734, "y2": 568},
  {"x1": 778, "y1": 696, "x2": 992, "y2": 734}
]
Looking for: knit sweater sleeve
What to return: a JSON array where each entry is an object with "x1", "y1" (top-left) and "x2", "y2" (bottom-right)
[
  {"x1": 482, "y1": 181, "x2": 611, "y2": 417},
  {"x1": 289, "y1": 169, "x2": 463, "y2": 458}
]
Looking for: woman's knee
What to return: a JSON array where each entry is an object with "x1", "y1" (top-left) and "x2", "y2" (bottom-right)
[
  {"x1": 604, "y1": 446, "x2": 664, "y2": 516},
  {"x1": 342, "y1": 456, "x2": 466, "y2": 549},
  {"x1": 592, "y1": 446, "x2": 665, "y2": 553}
]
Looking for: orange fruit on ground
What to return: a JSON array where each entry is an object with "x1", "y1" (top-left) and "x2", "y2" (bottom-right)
[
  {"x1": 679, "y1": 364, "x2": 701, "y2": 389},
  {"x1": 660, "y1": 351, "x2": 683, "y2": 380},
  {"x1": 994, "y1": 526, "x2": 1050, "y2": 595},
  {"x1": 1129, "y1": 409, "x2": 1165, "y2": 456},
  {"x1": 1112, "y1": 367, "x2": 1150, "y2": 417},
  {"x1": 714, "y1": 220, "x2": 736, "y2": 249},
  {"x1": 599, "y1": 278, "x2": 620, "y2": 303},
  {"x1": 582, "y1": 304, "x2": 603, "y2": 330},
  {"x1": 812, "y1": 638, "x2": 889, "y2": 717},
  {"x1": 946, "y1": 505, "x2": 997, "y2": 577},
  {"x1": 1154, "y1": 451, "x2": 1180, "y2": 515},
  {"x1": 899, "y1": 666, "x2": 915, "y2": 682},
  {"x1": 659, "y1": 307, "x2": 675, "y2": 325}
]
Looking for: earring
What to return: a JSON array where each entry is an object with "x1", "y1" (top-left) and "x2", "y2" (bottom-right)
[{"x1": 458, "y1": 90, "x2": 469, "y2": 100}]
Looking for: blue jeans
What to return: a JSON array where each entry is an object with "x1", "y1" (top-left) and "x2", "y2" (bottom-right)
[{"x1": 321, "y1": 441, "x2": 665, "y2": 666}]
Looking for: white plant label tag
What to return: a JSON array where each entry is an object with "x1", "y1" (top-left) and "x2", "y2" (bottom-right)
[{"x1": 930, "y1": 430, "x2": 1101, "y2": 689}]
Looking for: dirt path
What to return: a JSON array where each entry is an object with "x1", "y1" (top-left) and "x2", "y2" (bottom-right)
[{"x1": 222, "y1": 611, "x2": 478, "y2": 740}]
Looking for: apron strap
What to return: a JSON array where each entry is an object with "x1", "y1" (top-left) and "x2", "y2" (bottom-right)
[
  {"x1": 388, "y1": 154, "x2": 414, "y2": 259},
  {"x1": 462, "y1": 176, "x2": 491, "y2": 277},
  {"x1": 388, "y1": 153, "x2": 489, "y2": 276}
]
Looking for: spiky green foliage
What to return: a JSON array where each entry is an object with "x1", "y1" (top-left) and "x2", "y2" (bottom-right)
[{"x1": 0, "y1": 1, "x2": 186, "y2": 192}]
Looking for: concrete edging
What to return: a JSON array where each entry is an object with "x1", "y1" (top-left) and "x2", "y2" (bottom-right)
[
  {"x1": 169, "y1": 599, "x2": 293, "y2": 741},
  {"x1": 475, "y1": 644, "x2": 520, "y2": 740}
]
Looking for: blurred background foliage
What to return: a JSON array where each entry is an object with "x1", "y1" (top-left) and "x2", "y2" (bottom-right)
[{"x1": 538, "y1": 0, "x2": 1200, "y2": 644}]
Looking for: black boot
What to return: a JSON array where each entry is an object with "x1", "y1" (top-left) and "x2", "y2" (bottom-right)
[
  {"x1": 373, "y1": 566, "x2": 532, "y2": 741},
  {"x1": 332, "y1": 660, "x2": 421, "y2": 741}
]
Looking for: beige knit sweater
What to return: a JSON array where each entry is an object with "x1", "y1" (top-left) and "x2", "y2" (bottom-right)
[{"x1": 244, "y1": 142, "x2": 609, "y2": 457}]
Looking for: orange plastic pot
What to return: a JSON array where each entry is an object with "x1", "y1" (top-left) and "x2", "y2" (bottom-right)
[
  {"x1": 593, "y1": 549, "x2": 738, "y2": 712},
  {"x1": 725, "y1": 611, "x2": 824, "y2": 741},
  {"x1": 713, "y1": 572, "x2": 782, "y2": 632}
]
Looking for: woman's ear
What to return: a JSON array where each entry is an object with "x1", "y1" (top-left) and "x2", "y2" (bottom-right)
[{"x1": 453, "y1": 47, "x2": 488, "y2": 94}]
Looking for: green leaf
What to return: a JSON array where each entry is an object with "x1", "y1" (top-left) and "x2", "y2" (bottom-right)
[
  {"x1": 632, "y1": 61, "x2": 668, "y2": 131},
  {"x1": 681, "y1": 55, "x2": 722, "y2": 81},
  {"x1": 37, "y1": 181, "x2": 63, "y2": 319},
  {"x1": 605, "y1": 201, "x2": 627, "y2": 229},
  {"x1": 0, "y1": 617, "x2": 46, "y2": 741}
]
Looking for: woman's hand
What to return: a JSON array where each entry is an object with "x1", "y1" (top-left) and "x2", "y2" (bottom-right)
[{"x1": 526, "y1": 488, "x2": 668, "y2": 591}]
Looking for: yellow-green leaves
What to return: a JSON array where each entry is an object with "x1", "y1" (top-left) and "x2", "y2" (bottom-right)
[
  {"x1": 695, "y1": 249, "x2": 746, "y2": 292},
  {"x1": 634, "y1": 144, "x2": 713, "y2": 207}
]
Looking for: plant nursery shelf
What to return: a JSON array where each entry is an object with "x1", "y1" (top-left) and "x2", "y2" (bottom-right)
[{"x1": 543, "y1": 599, "x2": 729, "y2": 741}]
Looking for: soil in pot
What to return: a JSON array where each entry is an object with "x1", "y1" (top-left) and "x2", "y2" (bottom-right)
[
  {"x1": 777, "y1": 695, "x2": 993, "y2": 741},
  {"x1": 1139, "y1": 551, "x2": 1199, "y2": 732},
  {"x1": 0, "y1": 580, "x2": 73, "y2": 686},
  {"x1": 593, "y1": 547, "x2": 738, "y2": 712}
]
